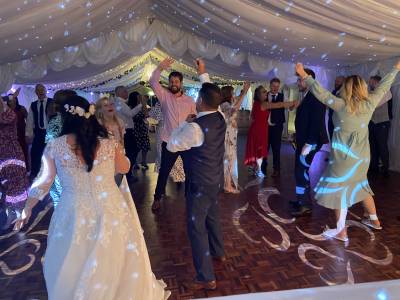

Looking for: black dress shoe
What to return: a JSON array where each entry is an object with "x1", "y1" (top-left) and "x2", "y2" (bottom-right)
[
  {"x1": 290, "y1": 201, "x2": 311, "y2": 217},
  {"x1": 183, "y1": 280, "x2": 217, "y2": 291},
  {"x1": 271, "y1": 170, "x2": 280, "y2": 178},
  {"x1": 151, "y1": 200, "x2": 161, "y2": 211},
  {"x1": 212, "y1": 255, "x2": 226, "y2": 263}
]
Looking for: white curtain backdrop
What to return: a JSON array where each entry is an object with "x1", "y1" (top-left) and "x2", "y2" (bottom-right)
[{"x1": 0, "y1": 18, "x2": 336, "y2": 93}]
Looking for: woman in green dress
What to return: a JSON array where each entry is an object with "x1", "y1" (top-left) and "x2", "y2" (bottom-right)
[{"x1": 295, "y1": 60, "x2": 400, "y2": 242}]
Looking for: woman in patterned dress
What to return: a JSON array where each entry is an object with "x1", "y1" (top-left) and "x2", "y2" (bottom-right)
[
  {"x1": 220, "y1": 82, "x2": 250, "y2": 193},
  {"x1": 149, "y1": 101, "x2": 185, "y2": 183},
  {"x1": 0, "y1": 92, "x2": 29, "y2": 229},
  {"x1": 6, "y1": 95, "x2": 29, "y2": 169},
  {"x1": 128, "y1": 92, "x2": 151, "y2": 170},
  {"x1": 295, "y1": 61, "x2": 400, "y2": 242}
]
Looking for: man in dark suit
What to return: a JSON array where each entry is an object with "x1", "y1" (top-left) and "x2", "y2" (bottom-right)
[
  {"x1": 26, "y1": 84, "x2": 53, "y2": 179},
  {"x1": 290, "y1": 69, "x2": 329, "y2": 216},
  {"x1": 261, "y1": 78, "x2": 285, "y2": 177},
  {"x1": 327, "y1": 76, "x2": 345, "y2": 140}
]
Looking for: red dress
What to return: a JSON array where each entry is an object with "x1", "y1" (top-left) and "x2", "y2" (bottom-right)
[{"x1": 244, "y1": 101, "x2": 269, "y2": 166}]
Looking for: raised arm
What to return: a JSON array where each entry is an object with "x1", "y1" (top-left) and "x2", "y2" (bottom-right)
[
  {"x1": 377, "y1": 91, "x2": 392, "y2": 107},
  {"x1": 261, "y1": 100, "x2": 296, "y2": 111},
  {"x1": 295, "y1": 63, "x2": 345, "y2": 111},
  {"x1": 196, "y1": 58, "x2": 211, "y2": 83},
  {"x1": 369, "y1": 63, "x2": 400, "y2": 107},
  {"x1": 116, "y1": 100, "x2": 142, "y2": 118},
  {"x1": 233, "y1": 82, "x2": 251, "y2": 110},
  {"x1": 149, "y1": 57, "x2": 175, "y2": 102},
  {"x1": 14, "y1": 141, "x2": 57, "y2": 230}
]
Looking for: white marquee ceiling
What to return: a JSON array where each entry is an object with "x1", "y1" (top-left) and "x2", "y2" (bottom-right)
[{"x1": 1, "y1": 0, "x2": 400, "y2": 92}]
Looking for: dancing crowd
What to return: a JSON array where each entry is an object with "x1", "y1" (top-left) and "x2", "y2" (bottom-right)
[{"x1": 0, "y1": 56, "x2": 399, "y2": 298}]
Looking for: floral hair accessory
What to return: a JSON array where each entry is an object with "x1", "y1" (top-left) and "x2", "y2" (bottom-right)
[{"x1": 64, "y1": 104, "x2": 95, "y2": 119}]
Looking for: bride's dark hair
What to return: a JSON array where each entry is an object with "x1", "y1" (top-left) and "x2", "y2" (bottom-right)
[{"x1": 60, "y1": 95, "x2": 108, "y2": 172}]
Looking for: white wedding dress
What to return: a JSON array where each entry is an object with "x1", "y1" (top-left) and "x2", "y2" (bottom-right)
[{"x1": 29, "y1": 135, "x2": 170, "y2": 300}]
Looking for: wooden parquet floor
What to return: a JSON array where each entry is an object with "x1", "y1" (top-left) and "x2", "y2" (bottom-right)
[{"x1": 1, "y1": 135, "x2": 400, "y2": 300}]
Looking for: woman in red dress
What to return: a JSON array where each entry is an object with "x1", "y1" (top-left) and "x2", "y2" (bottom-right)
[{"x1": 244, "y1": 85, "x2": 295, "y2": 177}]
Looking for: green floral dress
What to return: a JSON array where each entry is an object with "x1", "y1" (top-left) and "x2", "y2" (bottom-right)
[{"x1": 305, "y1": 68, "x2": 399, "y2": 209}]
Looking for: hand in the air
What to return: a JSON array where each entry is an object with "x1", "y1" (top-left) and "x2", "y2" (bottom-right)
[
  {"x1": 395, "y1": 60, "x2": 400, "y2": 70},
  {"x1": 159, "y1": 57, "x2": 175, "y2": 71},
  {"x1": 195, "y1": 58, "x2": 206, "y2": 75},
  {"x1": 295, "y1": 63, "x2": 307, "y2": 79},
  {"x1": 243, "y1": 81, "x2": 251, "y2": 93}
]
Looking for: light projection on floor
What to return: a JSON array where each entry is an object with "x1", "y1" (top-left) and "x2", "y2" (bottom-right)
[
  {"x1": 232, "y1": 180, "x2": 394, "y2": 286},
  {"x1": 0, "y1": 202, "x2": 53, "y2": 276}
]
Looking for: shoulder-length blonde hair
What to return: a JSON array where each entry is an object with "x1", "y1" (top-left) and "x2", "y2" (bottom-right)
[
  {"x1": 339, "y1": 75, "x2": 369, "y2": 114},
  {"x1": 95, "y1": 96, "x2": 124, "y2": 141}
]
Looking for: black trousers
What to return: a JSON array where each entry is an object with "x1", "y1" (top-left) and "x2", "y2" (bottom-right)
[
  {"x1": 294, "y1": 144, "x2": 318, "y2": 198},
  {"x1": 268, "y1": 124, "x2": 284, "y2": 171},
  {"x1": 124, "y1": 129, "x2": 138, "y2": 174},
  {"x1": 369, "y1": 121, "x2": 390, "y2": 172},
  {"x1": 154, "y1": 142, "x2": 190, "y2": 200},
  {"x1": 186, "y1": 183, "x2": 224, "y2": 282},
  {"x1": 30, "y1": 129, "x2": 46, "y2": 179}
]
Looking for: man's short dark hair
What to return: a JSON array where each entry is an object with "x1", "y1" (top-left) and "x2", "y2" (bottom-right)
[
  {"x1": 304, "y1": 68, "x2": 316, "y2": 79},
  {"x1": 168, "y1": 71, "x2": 183, "y2": 82},
  {"x1": 370, "y1": 75, "x2": 382, "y2": 82},
  {"x1": 199, "y1": 83, "x2": 222, "y2": 109},
  {"x1": 270, "y1": 77, "x2": 281, "y2": 84},
  {"x1": 115, "y1": 86, "x2": 126, "y2": 95}
]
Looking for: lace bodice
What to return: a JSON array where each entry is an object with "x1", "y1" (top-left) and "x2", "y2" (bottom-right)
[{"x1": 29, "y1": 135, "x2": 118, "y2": 201}]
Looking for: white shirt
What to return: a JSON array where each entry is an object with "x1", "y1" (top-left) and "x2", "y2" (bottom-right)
[
  {"x1": 267, "y1": 93, "x2": 278, "y2": 126},
  {"x1": 167, "y1": 111, "x2": 224, "y2": 153},
  {"x1": 166, "y1": 72, "x2": 214, "y2": 152},
  {"x1": 371, "y1": 91, "x2": 392, "y2": 124},
  {"x1": 26, "y1": 97, "x2": 49, "y2": 138},
  {"x1": 114, "y1": 97, "x2": 143, "y2": 130}
]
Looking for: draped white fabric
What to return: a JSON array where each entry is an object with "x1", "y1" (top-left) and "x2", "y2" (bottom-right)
[
  {"x1": 1, "y1": 18, "x2": 335, "y2": 92},
  {"x1": 2, "y1": 0, "x2": 400, "y2": 92}
]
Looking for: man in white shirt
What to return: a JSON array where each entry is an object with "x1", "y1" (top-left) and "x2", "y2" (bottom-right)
[
  {"x1": 113, "y1": 86, "x2": 143, "y2": 180},
  {"x1": 26, "y1": 84, "x2": 53, "y2": 179},
  {"x1": 368, "y1": 75, "x2": 393, "y2": 177},
  {"x1": 167, "y1": 59, "x2": 226, "y2": 290}
]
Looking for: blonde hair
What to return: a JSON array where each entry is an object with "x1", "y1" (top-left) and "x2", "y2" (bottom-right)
[
  {"x1": 95, "y1": 97, "x2": 124, "y2": 142},
  {"x1": 339, "y1": 75, "x2": 368, "y2": 114}
]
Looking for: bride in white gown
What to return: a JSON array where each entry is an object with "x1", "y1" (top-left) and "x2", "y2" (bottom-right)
[{"x1": 14, "y1": 96, "x2": 170, "y2": 300}]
